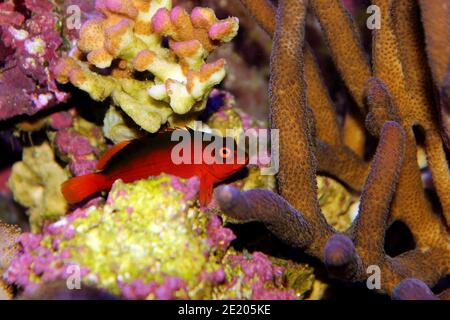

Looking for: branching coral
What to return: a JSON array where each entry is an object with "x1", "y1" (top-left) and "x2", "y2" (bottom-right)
[
  {"x1": 240, "y1": 0, "x2": 370, "y2": 190},
  {"x1": 217, "y1": 0, "x2": 450, "y2": 299},
  {"x1": 371, "y1": 0, "x2": 450, "y2": 226},
  {"x1": 419, "y1": 0, "x2": 450, "y2": 149},
  {"x1": 54, "y1": 0, "x2": 239, "y2": 133}
]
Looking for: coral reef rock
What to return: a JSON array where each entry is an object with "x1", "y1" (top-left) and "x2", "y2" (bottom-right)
[
  {"x1": 0, "y1": 0, "x2": 69, "y2": 120},
  {"x1": 5, "y1": 175, "x2": 311, "y2": 300}
]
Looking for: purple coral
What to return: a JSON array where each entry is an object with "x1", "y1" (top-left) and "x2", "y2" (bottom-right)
[
  {"x1": 55, "y1": 130, "x2": 95, "y2": 158},
  {"x1": 120, "y1": 277, "x2": 187, "y2": 300},
  {"x1": 226, "y1": 252, "x2": 297, "y2": 300},
  {"x1": 206, "y1": 215, "x2": 236, "y2": 251},
  {"x1": 169, "y1": 176, "x2": 200, "y2": 202},
  {"x1": 392, "y1": 279, "x2": 439, "y2": 301},
  {"x1": 0, "y1": 2, "x2": 24, "y2": 26},
  {"x1": 49, "y1": 111, "x2": 73, "y2": 130},
  {"x1": 5, "y1": 208, "x2": 93, "y2": 295},
  {"x1": 198, "y1": 89, "x2": 228, "y2": 121},
  {"x1": 5, "y1": 233, "x2": 72, "y2": 294},
  {"x1": 119, "y1": 280, "x2": 159, "y2": 300},
  {"x1": 50, "y1": 111, "x2": 104, "y2": 176},
  {"x1": 0, "y1": 0, "x2": 69, "y2": 120}
]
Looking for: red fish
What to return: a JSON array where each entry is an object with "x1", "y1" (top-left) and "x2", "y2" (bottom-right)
[{"x1": 61, "y1": 129, "x2": 248, "y2": 206}]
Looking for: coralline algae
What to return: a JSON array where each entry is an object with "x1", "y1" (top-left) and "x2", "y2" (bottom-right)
[
  {"x1": 0, "y1": 0, "x2": 70, "y2": 120},
  {"x1": 5, "y1": 175, "x2": 305, "y2": 300}
]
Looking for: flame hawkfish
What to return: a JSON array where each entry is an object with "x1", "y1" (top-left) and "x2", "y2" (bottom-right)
[{"x1": 61, "y1": 129, "x2": 248, "y2": 206}]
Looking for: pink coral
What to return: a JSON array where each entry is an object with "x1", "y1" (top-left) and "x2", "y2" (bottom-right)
[
  {"x1": 226, "y1": 252, "x2": 297, "y2": 300},
  {"x1": 49, "y1": 111, "x2": 74, "y2": 130},
  {"x1": 169, "y1": 176, "x2": 201, "y2": 202},
  {"x1": 120, "y1": 277, "x2": 187, "y2": 300},
  {"x1": 5, "y1": 176, "x2": 298, "y2": 300},
  {"x1": 0, "y1": 2, "x2": 24, "y2": 26},
  {"x1": 206, "y1": 215, "x2": 236, "y2": 251},
  {"x1": 50, "y1": 111, "x2": 105, "y2": 176}
]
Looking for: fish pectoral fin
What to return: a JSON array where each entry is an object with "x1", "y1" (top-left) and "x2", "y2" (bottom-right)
[
  {"x1": 97, "y1": 140, "x2": 133, "y2": 170},
  {"x1": 199, "y1": 175, "x2": 214, "y2": 207}
]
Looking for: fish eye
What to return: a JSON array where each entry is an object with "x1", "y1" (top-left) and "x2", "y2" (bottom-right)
[{"x1": 219, "y1": 147, "x2": 231, "y2": 158}]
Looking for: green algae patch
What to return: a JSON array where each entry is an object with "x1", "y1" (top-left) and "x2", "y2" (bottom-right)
[{"x1": 62, "y1": 177, "x2": 217, "y2": 296}]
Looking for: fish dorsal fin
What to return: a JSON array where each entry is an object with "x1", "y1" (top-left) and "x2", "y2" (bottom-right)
[{"x1": 96, "y1": 140, "x2": 132, "y2": 170}]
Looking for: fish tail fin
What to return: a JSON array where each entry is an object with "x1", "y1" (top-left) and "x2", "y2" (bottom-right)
[{"x1": 61, "y1": 173, "x2": 110, "y2": 204}]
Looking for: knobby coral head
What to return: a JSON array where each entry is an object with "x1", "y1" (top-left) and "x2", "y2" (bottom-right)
[{"x1": 53, "y1": 0, "x2": 239, "y2": 133}]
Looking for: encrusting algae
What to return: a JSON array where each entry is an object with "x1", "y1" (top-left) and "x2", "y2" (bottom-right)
[{"x1": 5, "y1": 175, "x2": 311, "y2": 299}]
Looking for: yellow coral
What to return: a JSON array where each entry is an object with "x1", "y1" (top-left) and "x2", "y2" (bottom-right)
[
  {"x1": 8, "y1": 143, "x2": 69, "y2": 231},
  {"x1": 103, "y1": 106, "x2": 142, "y2": 143},
  {"x1": 317, "y1": 176, "x2": 358, "y2": 232},
  {"x1": 54, "y1": 0, "x2": 239, "y2": 133}
]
